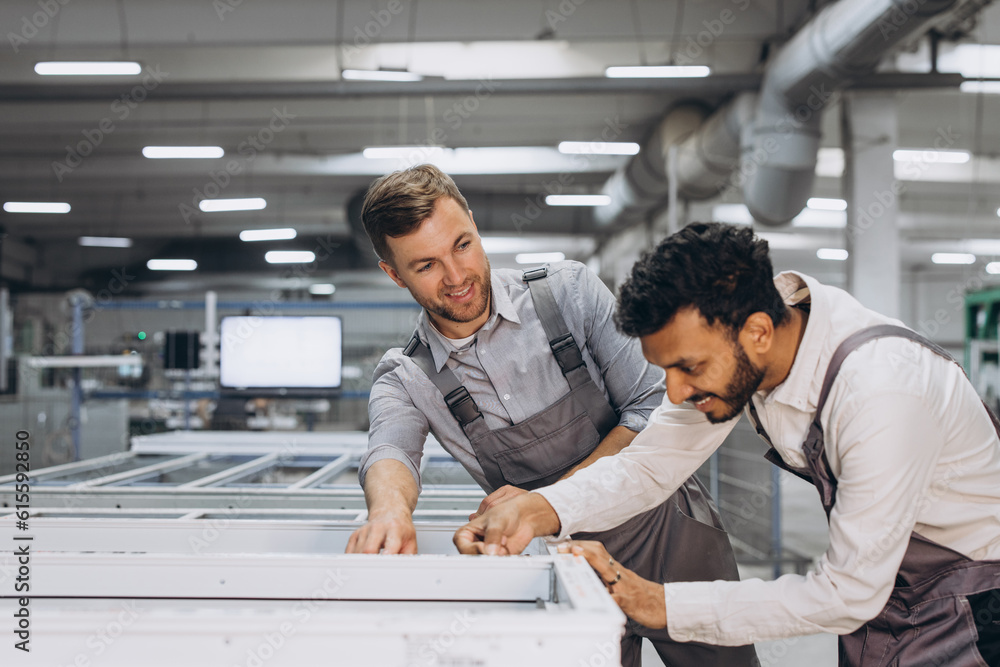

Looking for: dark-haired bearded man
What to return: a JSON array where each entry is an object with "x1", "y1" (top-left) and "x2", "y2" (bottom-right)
[{"x1": 458, "y1": 222, "x2": 1000, "y2": 667}]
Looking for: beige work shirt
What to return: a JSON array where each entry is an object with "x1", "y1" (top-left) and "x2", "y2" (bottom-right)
[{"x1": 537, "y1": 271, "x2": 1000, "y2": 645}]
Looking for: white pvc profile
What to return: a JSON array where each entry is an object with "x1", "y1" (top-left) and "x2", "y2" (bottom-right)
[
  {"x1": 66, "y1": 453, "x2": 208, "y2": 488},
  {"x1": 22, "y1": 354, "x2": 143, "y2": 368},
  {"x1": 0, "y1": 431, "x2": 484, "y2": 516},
  {"x1": 177, "y1": 453, "x2": 280, "y2": 488},
  {"x1": 0, "y1": 485, "x2": 484, "y2": 513},
  {"x1": 11, "y1": 558, "x2": 623, "y2": 666},
  {"x1": 0, "y1": 518, "x2": 504, "y2": 555},
  {"x1": 0, "y1": 530, "x2": 623, "y2": 666},
  {"x1": 286, "y1": 454, "x2": 353, "y2": 489},
  {"x1": 130, "y1": 429, "x2": 374, "y2": 454},
  {"x1": 0, "y1": 450, "x2": 144, "y2": 484}
]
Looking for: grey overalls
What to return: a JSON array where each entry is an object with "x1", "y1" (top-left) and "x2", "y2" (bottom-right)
[
  {"x1": 748, "y1": 324, "x2": 1000, "y2": 667},
  {"x1": 405, "y1": 267, "x2": 759, "y2": 667}
]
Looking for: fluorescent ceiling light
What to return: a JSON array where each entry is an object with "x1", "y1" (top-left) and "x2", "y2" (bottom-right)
[
  {"x1": 711, "y1": 203, "x2": 846, "y2": 228},
  {"x1": 931, "y1": 252, "x2": 976, "y2": 265},
  {"x1": 79, "y1": 236, "x2": 133, "y2": 248},
  {"x1": 515, "y1": 252, "x2": 566, "y2": 264},
  {"x1": 793, "y1": 209, "x2": 846, "y2": 228},
  {"x1": 545, "y1": 194, "x2": 611, "y2": 207},
  {"x1": 3, "y1": 201, "x2": 71, "y2": 213},
  {"x1": 265, "y1": 251, "x2": 316, "y2": 264},
  {"x1": 363, "y1": 146, "x2": 446, "y2": 159},
  {"x1": 308, "y1": 283, "x2": 336, "y2": 295},
  {"x1": 817, "y1": 248, "x2": 849, "y2": 261},
  {"x1": 712, "y1": 204, "x2": 753, "y2": 225},
  {"x1": 961, "y1": 81, "x2": 1000, "y2": 95},
  {"x1": 996, "y1": 207, "x2": 1000, "y2": 218},
  {"x1": 480, "y1": 235, "x2": 596, "y2": 256},
  {"x1": 988, "y1": 262, "x2": 1000, "y2": 275},
  {"x1": 754, "y1": 232, "x2": 820, "y2": 251},
  {"x1": 605, "y1": 65, "x2": 711, "y2": 78},
  {"x1": 143, "y1": 146, "x2": 224, "y2": 159},
  {"x1": 893, "y1": 149, "x2": 971, "y2": 164},
  {"x1": 239, "y1": 228, "x2": 297, "y2": 242},
  {"x1": 938, "y1": 44, "x2": 1000, "y2": 79},
  {"x1": 35, "y1": 61, "x2": 142, "y2": 76},
  {"x1": 147, "y1": 259, "x2": 197, "y2": 271},
  {"x1": 807, "y1": 197, "x2": 847, "y2": 211},
  {"x1": 815, "y1": 147, "x2": 845, "y2": 178},
  {"x1": 557, "y1": 141, "x2": 640, "y2": 156},
  {"x1": 342, "y1": 69, "x2": 423, "y2": 82},
  {"x1": 198, "y1": 198, "x2": 266, "y2": 212}
]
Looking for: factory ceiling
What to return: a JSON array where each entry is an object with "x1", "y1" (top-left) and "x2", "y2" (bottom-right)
[{"x1": 0, "y1": 0, "x2": 998, "y2": 292}]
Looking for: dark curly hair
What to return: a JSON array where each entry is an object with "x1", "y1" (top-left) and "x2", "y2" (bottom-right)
[{"x1": 615, "y1": 222, "x2": 789, "y2": 338}]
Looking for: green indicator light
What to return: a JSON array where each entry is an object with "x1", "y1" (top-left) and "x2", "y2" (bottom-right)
[{"x1": 137, "y1": 331, "x2": 146, "y2": 340}]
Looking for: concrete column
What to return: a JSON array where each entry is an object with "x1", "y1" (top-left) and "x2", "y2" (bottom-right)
[{"x1": 842, "y1": 91, "x2": 901, "y2": 318}]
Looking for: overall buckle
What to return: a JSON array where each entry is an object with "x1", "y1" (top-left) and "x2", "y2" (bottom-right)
[
  {"x1": 550, "y1": 332, "x2": 584, "y2": 375},
  {"x1": 444, "y1": 386, "x2": 482, "y2": 426},
  {"x1": 522, "y1": 267, "x2": 548, "y2": 282}
]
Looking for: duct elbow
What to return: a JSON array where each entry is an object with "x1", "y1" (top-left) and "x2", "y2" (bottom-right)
[
  {"x1": 741, "y1": 116, "x2": 820, "y2": 227},
  {"x1": 744, "y1": 165, "x2": 817, "y2": 226}
]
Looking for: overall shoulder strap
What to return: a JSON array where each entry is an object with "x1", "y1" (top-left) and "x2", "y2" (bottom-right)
[
  {"x1": 803, "y1": 324, "x2": 990, "y2": 513},
  {"x1": 403, "y1": 334, "x2": 486, "y2": 431},
  {"x1": 523, "y1": 267, "x2": 587, "y2": 384},
  {"x1": 814, "y1": 324, "x2": 956, "y2": 421}
]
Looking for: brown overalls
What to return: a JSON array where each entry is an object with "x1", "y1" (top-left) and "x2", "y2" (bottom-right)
[{"x1": 748, "y1": 324, "x2": 1000, "y2": 666}]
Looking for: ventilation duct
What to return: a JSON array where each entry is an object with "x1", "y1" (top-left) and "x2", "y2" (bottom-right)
[{"x1": 596, "y1": 0, "x2": 963, "y2": 228}]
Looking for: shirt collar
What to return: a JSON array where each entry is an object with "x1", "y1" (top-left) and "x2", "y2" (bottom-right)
[
  {"x1": 415, "y1": 270, "x2": 521, "y2": 371},
  {"x1": 764, "y1": 271, "x2": 828, "y2": 413}
]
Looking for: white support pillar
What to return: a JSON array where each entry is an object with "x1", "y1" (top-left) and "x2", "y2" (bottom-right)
[{"x1": 842, "y1": 92, "x2": 901, "y2": 318}]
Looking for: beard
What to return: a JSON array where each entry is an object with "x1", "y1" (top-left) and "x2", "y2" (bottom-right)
[
  {"x1": 410, "y1": 257, "x2": 492, "y2": 325},
  {"x1": 697, "y1": 341, "x2": 765, "y2": 424}
]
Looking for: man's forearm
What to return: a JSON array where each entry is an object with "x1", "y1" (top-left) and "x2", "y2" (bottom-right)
[
  {"x1": 363, "y1": 459, "x2": 419, "y2": 517},
  {"x1": 560, "y1": 425, "x2": 638, "y2": 480}
]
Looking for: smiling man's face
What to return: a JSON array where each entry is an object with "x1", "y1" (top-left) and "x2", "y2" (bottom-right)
[
  {"x1": 379, "y1": 196, "x2": 492, "y2": 338},
  {"x1": 640, "y1": 307, "x2": 765, "y2": 423}
]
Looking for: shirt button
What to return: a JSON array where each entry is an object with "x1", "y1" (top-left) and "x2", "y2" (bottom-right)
[{"x1": 503, "y1": 394, "x2": 511, "y2": 400}]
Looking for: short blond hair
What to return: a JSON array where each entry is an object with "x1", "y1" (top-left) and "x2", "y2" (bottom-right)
[{"x1": 361, "y1": 164, "x2": 470, "y2": 263}]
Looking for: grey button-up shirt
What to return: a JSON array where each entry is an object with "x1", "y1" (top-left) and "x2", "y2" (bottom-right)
[{"x1": 359, "y1": 260, "x2": 666, "y2": 491}]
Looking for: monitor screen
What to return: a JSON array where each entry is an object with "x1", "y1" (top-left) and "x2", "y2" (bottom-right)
[{"x1": 219, "y1": 316, "x2": 342, "y2": 393}]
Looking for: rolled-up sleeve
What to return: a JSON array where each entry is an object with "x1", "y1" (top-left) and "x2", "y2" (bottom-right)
[
  {"x1": 358, "y1": 354, "x2": 431, "y2": 491},
  {"x1": 565, "y1": 262, "x2": 665, "y2": 432},
  {"x1": 536, "y1": 398, "x2": 734, "y2": 537},
  {"x1": 663, "y1": 390, "x2": 946, "y2": 645}
]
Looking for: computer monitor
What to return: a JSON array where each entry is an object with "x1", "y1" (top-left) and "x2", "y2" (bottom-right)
[{"x1": 219, "y1": 316, "x2": 343, "y2": 397}]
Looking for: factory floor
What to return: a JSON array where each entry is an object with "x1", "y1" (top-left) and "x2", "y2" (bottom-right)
[{"x1": 641, "y1": 472, "x2": 838, "y2": 666}]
